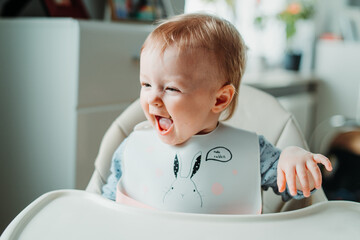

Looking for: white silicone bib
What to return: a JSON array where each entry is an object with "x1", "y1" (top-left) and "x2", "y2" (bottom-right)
[{"x1": 119, "y1": 122, "x2": 262, "y2": 214}]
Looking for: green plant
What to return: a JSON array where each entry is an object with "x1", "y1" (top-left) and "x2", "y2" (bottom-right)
[
  {"x1": 277, "y1": 1, "x2": 315, "y2": 40},
  {"x1": 255, "y1": 1, "x2": 315, "y2": 41}
]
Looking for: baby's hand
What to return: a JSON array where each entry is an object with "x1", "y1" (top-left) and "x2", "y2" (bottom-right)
[{"x1": 277, "y1": 146, "x2": 333, "y2": 198}]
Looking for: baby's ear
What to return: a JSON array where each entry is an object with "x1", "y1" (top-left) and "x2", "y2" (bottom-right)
[{"x1": 212, "y1": 84, "x2": 235, "y2": 114}]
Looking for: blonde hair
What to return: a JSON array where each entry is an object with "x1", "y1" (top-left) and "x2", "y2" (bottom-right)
[{"x1": 141, "y1": 13, "x2": 247, "y2": 120}]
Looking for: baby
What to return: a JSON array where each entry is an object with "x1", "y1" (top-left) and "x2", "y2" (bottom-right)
[{"x1": 102, "y1": 13, "x2": 332, "y2": 214}]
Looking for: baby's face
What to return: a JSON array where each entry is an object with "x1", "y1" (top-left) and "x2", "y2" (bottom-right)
[{"x1": 139, "y1": 46, "x2": 222, "y2": 145}]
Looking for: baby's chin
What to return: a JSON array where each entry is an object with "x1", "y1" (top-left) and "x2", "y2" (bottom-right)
[
  {"x1": 158, "y1": 136, "x2": 183, "y2": 146},
  {"x1": 156, "y1": 132, "x2": 189, "y2": 146}
]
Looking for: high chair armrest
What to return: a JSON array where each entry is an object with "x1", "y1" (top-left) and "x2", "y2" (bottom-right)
[
  {"x1": 87, "y1": 99, "x2": 146, "y2": 193},
  {"x1": 86, "y1": 170, "x2": 104, "y2": 195}
]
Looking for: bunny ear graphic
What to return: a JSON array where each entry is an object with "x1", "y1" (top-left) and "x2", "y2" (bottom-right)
[
  {"x1": 174, "y1": 154, "x2": 180, "y2": 178},
  {"x1": 190, "y1": 152, "x2": 202, "y2": 179}
]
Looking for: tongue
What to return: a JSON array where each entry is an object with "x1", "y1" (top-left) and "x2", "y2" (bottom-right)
[{"x1": 159, "y1": 117, "x2": 173, "y2": 131}]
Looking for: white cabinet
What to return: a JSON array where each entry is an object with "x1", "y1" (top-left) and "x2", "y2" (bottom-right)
[
  {"x1": 315, "y1": 40, "x2": 360, "y2": 123},
  {"x1": 0, "y1": 19, "x2": 152, "y2": 232},
  {"x1": 312, "y1": 41, "x2": 360, "y2": 151}
]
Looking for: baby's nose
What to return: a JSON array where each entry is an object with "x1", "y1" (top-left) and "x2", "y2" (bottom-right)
[{"x1": 148, "y1": 91, "x2": 163, "y2": 107}]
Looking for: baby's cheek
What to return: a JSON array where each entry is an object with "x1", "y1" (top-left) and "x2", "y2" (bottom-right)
[{"x1": 211, "y1": 183, "x2": 224, "y2": 196}]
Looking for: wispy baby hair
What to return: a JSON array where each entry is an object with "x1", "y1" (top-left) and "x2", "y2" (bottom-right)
[{"x1": 141, "y1": 13, "x2": 247, "y2": 120}]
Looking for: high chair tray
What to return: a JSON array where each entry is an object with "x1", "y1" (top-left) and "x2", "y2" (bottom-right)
[{"x1": 1, "y1": 190, "x2": 360, "y2": 240}]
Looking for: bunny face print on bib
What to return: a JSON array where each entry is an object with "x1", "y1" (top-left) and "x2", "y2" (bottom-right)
[{"x1": 118, "y1": 121, "x2": 262, "y2": 214}]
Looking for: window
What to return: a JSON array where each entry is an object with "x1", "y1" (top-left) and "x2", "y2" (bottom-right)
[{"x1": 185, "y1": 0, "x2": 288, "y2": 70}]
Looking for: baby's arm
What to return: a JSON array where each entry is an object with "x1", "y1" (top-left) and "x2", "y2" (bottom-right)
[
  {"x1": 259, "y1": 136, "x2": 331, "y2": 200},
  {"x1": 277, "y1": 146, "x2": 333, "y2": 197},
  {"x1": 101, "y1": 139, "x2": 127, "y2": 200},
  {"x1": 260, "y1": 136, "x2": 295, "y2": 201}
]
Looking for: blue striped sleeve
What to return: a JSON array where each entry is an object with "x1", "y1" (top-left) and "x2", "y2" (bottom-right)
[{"x1": 102, "y1": 138, "x2": 127, "y2": 201}]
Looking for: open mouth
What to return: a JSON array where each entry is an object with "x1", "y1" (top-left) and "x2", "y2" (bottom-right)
[{"x1": 155, "y1": 115, "x2": 174, "y2": 135}]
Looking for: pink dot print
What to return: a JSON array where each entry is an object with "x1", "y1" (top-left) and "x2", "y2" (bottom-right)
[
  {"x1": 232, "y1": 169, "x2": 238, "y2": 175},
  {"x1": 155, "y1": 168, "x2": 163, "y2": 177},
  {"x1": 146, "y1": 146, "x2": 154, "y2": 153},
  {"x1": 211, "y1": 182, "x2": 224, "y2": 196}
]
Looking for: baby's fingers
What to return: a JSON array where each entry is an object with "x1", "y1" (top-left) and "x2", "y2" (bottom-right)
[
  {"x1": 277, "y1": 169, "x2": 286, "y2": 193},
  {"x1": 296, "y1": 165, "x2": 311, "y2": 197},
  {"x1": 313, "y1": 154, "x2": 333, "y2": 171},
  {"x1": 285, "y1": 168, "x2": 297, "y2": 196},
  {"x1": 306, "y1": 159, "x2": 322, "y2": 189}
]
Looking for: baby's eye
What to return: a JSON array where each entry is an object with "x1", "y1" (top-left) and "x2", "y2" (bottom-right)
[
  {"x1": 165, "y1": 87, "x2": 180, "y2": 92},
  {"x1": 141, "y1": 82, "x2": 151, "y2": 88}
]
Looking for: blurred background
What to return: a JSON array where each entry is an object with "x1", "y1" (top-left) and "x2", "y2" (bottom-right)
[{"x1": 0, "y1": 0, "x2": 360, "y2": 234}]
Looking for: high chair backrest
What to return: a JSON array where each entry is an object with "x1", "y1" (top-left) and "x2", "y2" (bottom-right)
[{"x1": 86, "y1": 84, "x2": 327, "y2": 213}]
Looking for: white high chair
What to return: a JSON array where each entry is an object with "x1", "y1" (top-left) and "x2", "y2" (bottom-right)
[
  {"x1": 86, "y1": 84, "x2": 326, "y2": 213},
  {"x1": 2, "y1": 84, "x2": 360, "y2": 240}
]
